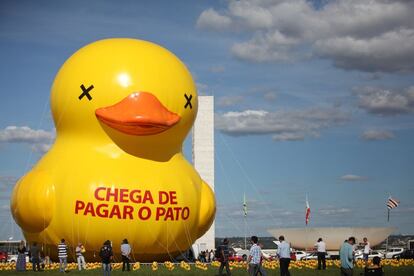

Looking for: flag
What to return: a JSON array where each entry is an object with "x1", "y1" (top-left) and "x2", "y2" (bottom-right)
[
  {"x1": 305, "y1": 196, "x2": 310, "y2": 225},
  {"x1": 243, "y1": 193, "x2": 247, "y2": 217},
  {"x1": 387, "y1": 197, "x2": 399, "y2": 210}
]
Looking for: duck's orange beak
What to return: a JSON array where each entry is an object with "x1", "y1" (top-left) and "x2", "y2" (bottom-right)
[{"x1": 95, "y1": 92, "x2": 180, "y2": 136}]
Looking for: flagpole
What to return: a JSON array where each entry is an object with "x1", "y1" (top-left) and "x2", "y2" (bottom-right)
[
  {"x1": 244, "y1": 216, "x2": 247, "y2": 250},
  {"x1": 243, "y1": 193, "x2": 247, "y2": 250},
  {"x1": 385, "y1": 195, "x2": 399, "y2": 253},
  {"x1": 386, "y1": 195, "x2": 390, "y2": 252},
  {"x1": 305, "y1": 194, "x2": 309, "y2": 257},
  {"x1": 386, "y1": 208, "x2": 389, "y2": 252}
]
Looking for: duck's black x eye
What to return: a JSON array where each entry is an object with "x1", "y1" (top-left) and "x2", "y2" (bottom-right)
[
  {"x1": 79, "y1": 84, "x2": 94, "y2": 101},
  {"x1": 184, "y1": 93, "x2": 192, "y2": 109}
]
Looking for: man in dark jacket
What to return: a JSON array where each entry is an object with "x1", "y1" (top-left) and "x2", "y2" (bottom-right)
[
  {"x1": 100, "y1": 240, "x2": 113, "y2": 276},
  {"x1": 30, "y1": 242, "x2": 41, "y2": 271},
  {"x1": 218, "y1": 238, "x2": 231, "y2": 276}
]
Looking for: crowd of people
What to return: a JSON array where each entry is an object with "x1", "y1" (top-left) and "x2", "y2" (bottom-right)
[
  {"x1": 339, "y1": 236, "x2": 383, "y2": 276},
  {"x1": 13, "y1": 235, "x2": 384, "y2": 276},
  {"x1": 216, "y1": 235, "x2": 383, "y2": 276},
  {"x1": 197, "y1": 249, "x2": 215, "y2": 263},
  {"x1": 15, "y1": 238, "x2": 131, "y2": 275}
]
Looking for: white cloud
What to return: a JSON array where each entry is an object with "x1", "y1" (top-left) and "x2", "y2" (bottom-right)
[
  {"x1": 315, "y1": 29, "x2": 414, "y2": 72},
  {"x1": 30, "y1": 143, "x2": 52, "y2": 153},
  {"x1": 0, "y1": 126, "x2": 54, "y2": 143},
  {"x1": 231, "y1": 30, "x2": 300, "y2": 62},
  {"x1": 356, "y1": 86, "x2": 414, "y2": 116},
  {"x1": 228, "y1": 0, "x2": 274, "y2": 30},
  {"x1": 217, "y1": 96, "x2": 244, "y2": 107},
  {"x1": 361, "y1": 130, "x2": 395, "y2": 141},
  {"x1": 196, "y1": 8, "x2": 232, "y2": 31},
  {"x1": 197, "y1": 0, "x2": 414, "y2": 72},
  {"x1": 272, "y1": 133, "x2": 305, "y2": 141},
  {"x1": 215, "y1": 108, "x2": 349, "y2": 141},
  {"x1": 340, "y1": 174, "x2": 368, "y2": 181},
  {"x1": 0, "y1": 126, "x2": 54, "y2": 153}
]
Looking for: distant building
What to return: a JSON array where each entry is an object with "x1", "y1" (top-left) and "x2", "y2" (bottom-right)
[
  {"x1": 268, "y1": 227, "x2": 396, "y2": 250},
  {"x1": 193, "y1": 96, "x2": 215, "y2": 252}
]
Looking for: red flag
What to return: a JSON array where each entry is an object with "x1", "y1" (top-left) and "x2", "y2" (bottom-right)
[{"x1": 305, "y1": 198, "x2": 310, "y2": 225}]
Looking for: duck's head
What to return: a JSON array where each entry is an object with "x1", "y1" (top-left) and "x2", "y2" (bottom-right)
[{"x1": 51, "y1": 39, "x2": 197, "y2": 160}]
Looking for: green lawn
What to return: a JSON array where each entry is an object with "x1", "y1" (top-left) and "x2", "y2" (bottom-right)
[{"x1": 1, "y1": 265, "x2": 414, "y2": 276}]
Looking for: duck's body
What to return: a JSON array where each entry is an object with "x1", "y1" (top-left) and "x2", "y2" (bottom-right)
[{"x1": 10, "y1": 39, "x2": 215, "y2": 261}]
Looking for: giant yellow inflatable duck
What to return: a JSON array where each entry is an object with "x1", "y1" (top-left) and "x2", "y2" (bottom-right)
[{"x1": 10, "y1": 38, "x2": 216, "y2": 261}]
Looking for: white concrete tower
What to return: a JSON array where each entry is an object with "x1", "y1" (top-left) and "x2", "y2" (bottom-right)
[{"x1": 193, "y1": 96, "x2": 215, "y2": 252}]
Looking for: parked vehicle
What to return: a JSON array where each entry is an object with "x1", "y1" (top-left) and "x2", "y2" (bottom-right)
[
  {"x1": 303, "y1": 251, "x2": 335, "y2": 260},
  {"x1": 262, "y1": 249, "x2": 277, "y2": 259},
  {"x1": 235, "y1": 249, "x2": 249, "y2": 261},
  {"x1": 393, "y1": 249, "x2": 414, "y2": 260},
  {"x1": 0, "y1": 252, "x2": 7, "y2": 263},
  {"x1": 293, "y1": 251, "x2": 307, "y2": 261},
  {"x1": 303, "y1": 252, "x2": 318, "y2": 260},
  {"x1": 355, "y1": 251, "x2": 384, "y2": 259},
  {"x1": 385, "y1": 247, "x2": 404, "y2": 259},
  {"x1": 7, "y1": 254, "x2": 30, "y2": 263}
]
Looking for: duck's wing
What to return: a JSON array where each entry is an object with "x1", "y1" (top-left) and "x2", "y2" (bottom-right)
[{"x1": 10, "y1": 169, "x2": 55, "y2": 233}]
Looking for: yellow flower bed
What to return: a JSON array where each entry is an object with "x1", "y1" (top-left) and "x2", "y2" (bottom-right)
[
  {"x1": 0, "y1": 259, "x2": 413, "y2": 271},
  {"x1": 132, "y1": 262, "x2": 141, "y2": 270},
  {"x1": 180, "y1": 260, "x2": 191, "y2": 271},
  {"x1": 164, "y1": 261, "x2": 175, "y2": 271},
  {"x1": 195, "y1": 261, "x2": 208, "y2": 271},
  {"x1": 211, "y1": 260, "x2": 221, "y2": 267}
]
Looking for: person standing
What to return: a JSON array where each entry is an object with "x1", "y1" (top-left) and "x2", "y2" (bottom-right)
[
  {"x1": 44, "y1": 255, "x2": 51, "y2": 269},
  {"x1": 256, "y1": 242, "x2": 268, "y2": 276},
  {"x1": 218, "y1": 238, "x2": 231, "y2": 276},
  {"x1": 277, "y1": 236, "x2": 291, "y2": 276},
  {"x1": 340, "y1": 237, "x2": 356, "y2": 276},
  {"x1": 315, "y1": 238, "x2": 327, "y2": 270},
  {"x1": 76, "y1": 242, "x2": 87, "y2": 271},
  {"x1": 100, "y1": 240, "x2": 113, "y2": 276},
  {"x1": 247, "y1": 236, "x2": 262, "y2": 276},
  {"x1": 30, "y1": 242, "x2": 41, "y2": 272},
  {"x1": 121, "y1": 239, "x2": 131, "y2": 272},
  {"x1": 16, "y1": 240, "x2": 26, "y2": 271},
  {"x1": 362, "y1": 237, "x2": 371, "y2": 266},
  {"x1": 209, "y1": 249, "x2": 214, "y2": 262},
  {"x1": 58, "y1": 239, "x2": 68, "y2": 273}
]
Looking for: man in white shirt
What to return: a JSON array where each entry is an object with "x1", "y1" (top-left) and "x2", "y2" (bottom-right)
[
  {"x1": 314, "y1": 238, "x2": 326, "y2": 270},
  {"x1": 75, "y1": 243, "x2": 86, "y2": 271},
  {"x1": 277, "y1": 235, "x2": 291, "y2": 276},
  {"x1": 121, "y1": 239, "x2": 131, "y2": 271},
  {"x1": 362, "y1": 237, "x2": 371, "y2": 266},
  {"x1": 248, "y1": 236, "x2": 266, "y2": 276}
]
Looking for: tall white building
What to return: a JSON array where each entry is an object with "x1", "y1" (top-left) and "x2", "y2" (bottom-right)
[{"x1": 192, "y1": 96, "x2": 215, "y2": 252}]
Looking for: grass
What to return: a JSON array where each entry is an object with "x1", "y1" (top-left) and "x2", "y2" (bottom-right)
[{"x1": 1, "y1": 264, "x2": 414, "y2": 276}]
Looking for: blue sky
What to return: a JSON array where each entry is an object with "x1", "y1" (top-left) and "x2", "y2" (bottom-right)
[{"x1": 1, "y1": 0, "x2": 414, "y2": 240}]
